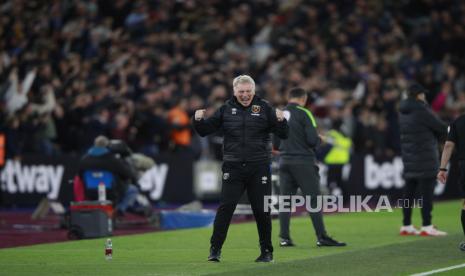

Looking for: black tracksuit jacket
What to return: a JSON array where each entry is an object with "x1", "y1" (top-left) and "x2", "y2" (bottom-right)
[
  {"x1": 193, "y1": 96, "x2": 288, "y2": 163},
  {"x1": 273, "y1": 103, "x2": 320, "y2": 164}
]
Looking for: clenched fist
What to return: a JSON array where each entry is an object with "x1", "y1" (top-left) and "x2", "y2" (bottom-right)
[
  {"x1": 276, "y1": 109, "x2": 285, "y2": 121},
  {"x1": 437, "y1": 171, "x2": 447, "y2": 184},
  {"x1": 194, "y1": 109, "x2": 206, "y2": 121}
]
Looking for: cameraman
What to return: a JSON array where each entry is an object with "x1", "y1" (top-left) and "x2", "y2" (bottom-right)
[{"x1": 79, "y1": 135, "x2": 149, "y2": 217}]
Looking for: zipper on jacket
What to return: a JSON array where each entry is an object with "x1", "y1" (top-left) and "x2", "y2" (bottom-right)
[{"x1": 241, "y1": 108, "x2": 246, "y2": 162}]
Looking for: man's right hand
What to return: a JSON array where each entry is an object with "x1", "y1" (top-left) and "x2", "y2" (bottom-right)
[{"x1": 194, "y1": 109, "x2": 206, "y2": 121}]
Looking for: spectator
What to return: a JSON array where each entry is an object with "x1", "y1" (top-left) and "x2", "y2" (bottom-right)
[
  {"x1": 167, "y1": 98, "x2": 192, "y2": 153},
  {"x1": 0, "y1": 0, "x2": 464, "y2": 159}
]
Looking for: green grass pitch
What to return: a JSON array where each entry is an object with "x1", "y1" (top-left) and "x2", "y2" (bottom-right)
[{"x1": 1, "y1": 200, "x2": 464, "y2": 276}]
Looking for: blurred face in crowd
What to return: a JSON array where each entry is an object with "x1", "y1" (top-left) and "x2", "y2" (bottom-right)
[{"x1": 233, "y1": 82, "x2": 255, "y2": 107}]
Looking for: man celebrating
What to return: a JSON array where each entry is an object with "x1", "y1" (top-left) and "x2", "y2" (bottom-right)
[{"x1": 193, "y1": 75, "x2": 288, "y2": 262}]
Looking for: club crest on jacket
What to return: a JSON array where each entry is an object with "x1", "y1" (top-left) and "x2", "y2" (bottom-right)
[{"x1": 252, "y1": 105, "x2": 261, "y2": 114}]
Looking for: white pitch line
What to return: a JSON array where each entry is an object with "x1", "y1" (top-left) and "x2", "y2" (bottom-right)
[{"x1": 410, "y1": 263, "x2": 465, "y2": 276}]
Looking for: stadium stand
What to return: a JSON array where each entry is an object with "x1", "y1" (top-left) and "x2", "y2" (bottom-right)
[{"x1": 0, "y1": 0, "x2": 464, "y2": 161}]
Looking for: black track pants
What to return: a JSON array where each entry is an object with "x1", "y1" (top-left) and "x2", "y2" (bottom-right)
[{"x1": 210, "y1": 161, "x2": 273, "y2": 252}]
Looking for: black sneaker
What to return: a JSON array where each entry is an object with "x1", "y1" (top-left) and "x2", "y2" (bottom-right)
[
  {"x1": 317, "y1": 234, "x2": 346, "y2": 247},
  {"x1": 255, "y1": 249, "x2": 273, "y2": 262},
  {"x1": 459, "y1": 241, "x2": 465, "y2": 252},
  {"x1": 279, "y1": 238, "x2": 295, "y2": 247},
  {"x1": 208, "y1": 247, "x2": 221, "y2": 262}
]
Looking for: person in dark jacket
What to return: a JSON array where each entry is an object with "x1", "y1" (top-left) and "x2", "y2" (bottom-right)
[
  {"x1": 398, "y1": 83, "x2": 447, "y2": 236},
  {"x1": 437, "y1": 113, "x2": 465, "y2": 250},
  {"x1": 274, "y1": 88, "x2": 346, "y2": 247},
  {"x1": 193, "y1": 75, "x2": 288, "y2": 263},
  {"x1": 79, "y1": 135, "x2": 147, "y2": 217}
]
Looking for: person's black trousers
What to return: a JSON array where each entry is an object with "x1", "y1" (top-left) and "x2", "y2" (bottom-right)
[
  {"x1": 210, "y1": 161, "x2": 273, "y2": 252},
  {"x1": 279, "y1": 163, "x2": 326, "y2": 239},
  {"x1": 402, "y1": 177, "x2": 435, "y2": 226}
]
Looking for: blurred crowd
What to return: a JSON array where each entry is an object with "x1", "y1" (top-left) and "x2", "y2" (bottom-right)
[{"x1": 0, "y1": 0, "x2": 465, "y2": 160}]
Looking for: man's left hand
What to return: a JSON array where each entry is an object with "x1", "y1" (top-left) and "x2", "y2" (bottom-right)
[
  {"x1": 276, "y1": 109, "x2": 284, "y2": 121},
  {"x1": 437, "y1": 171, "x2": 447, "y2": 184}
]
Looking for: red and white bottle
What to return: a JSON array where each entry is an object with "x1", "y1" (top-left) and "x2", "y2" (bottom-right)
[
  {"x1": 105, "y1": 238, "x2": 112, "y2": 260},
  {"x1": 98, "y1": 182, "x2": 106, "y2": 201}
]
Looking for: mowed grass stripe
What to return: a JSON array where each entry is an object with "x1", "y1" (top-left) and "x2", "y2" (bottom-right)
[
  {"x1": 0, "y1": 201, "x2": 462, "y2": 276},
  {"x1": 210, "y1": 234, "x2": 465, "y2": 276}
]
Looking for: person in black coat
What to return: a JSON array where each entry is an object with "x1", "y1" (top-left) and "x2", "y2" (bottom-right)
[
  {"x1": 398, "y1": 83, "x2": 447, "y2": 236},
  {"x1": 193, "y1": 75, "x2": 288, "y2": 263},
  {"x1": 437, "y1": 113, "x2": 465, "y2": 250}
]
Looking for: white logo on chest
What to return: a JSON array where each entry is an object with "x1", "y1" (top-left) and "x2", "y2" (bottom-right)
[{"x1": 251, "y1": 105, "x2": 261, "y2": 116}]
